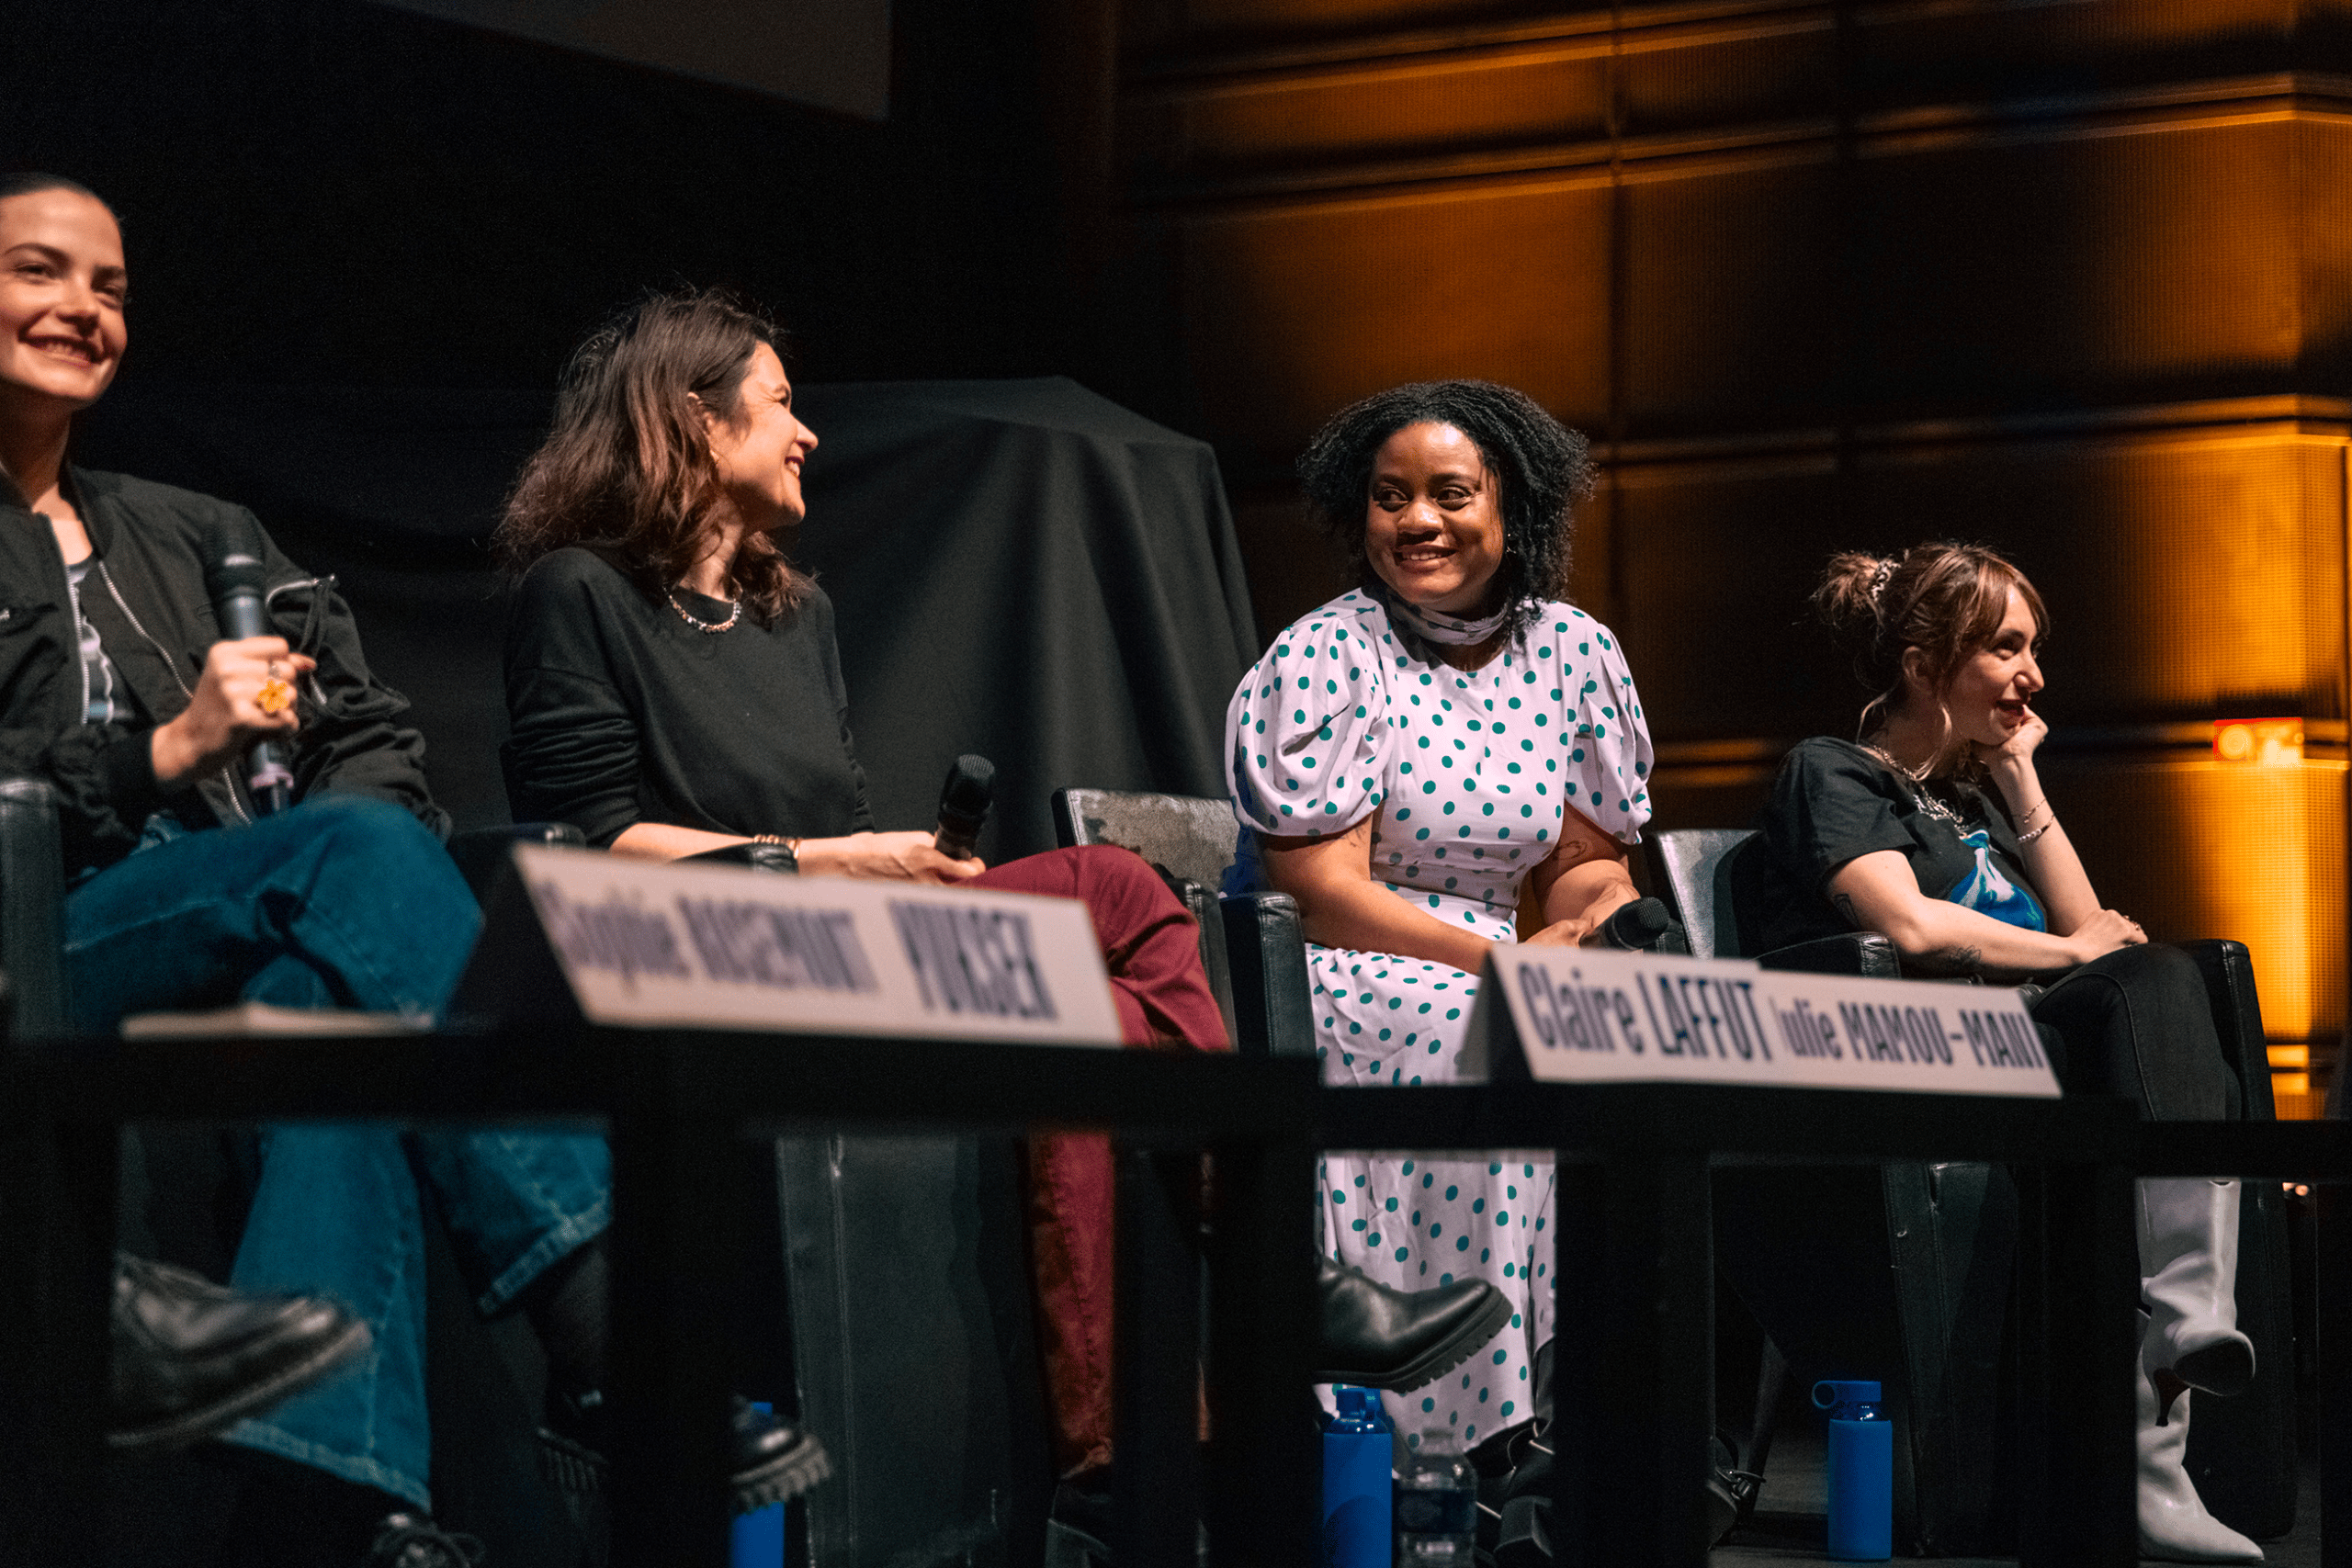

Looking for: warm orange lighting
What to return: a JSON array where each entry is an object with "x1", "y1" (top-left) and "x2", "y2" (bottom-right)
[
  {"x1": 2213, "y1": 718, "x2": 2303, "y2": 765},
  {"x1": 2273, "y1": 1071, "x2": 2312, "y2": 1097},
  {"x1": 2268, "y1": 1044, "x2": 2311, "y2": 1069}
]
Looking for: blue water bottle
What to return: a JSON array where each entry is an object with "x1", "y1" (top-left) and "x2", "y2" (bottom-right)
[
  {"x1": 1814, "y1": 1379, "x2": 1892, "y2": 1561},
  {"x1": 729, "y1": 1402, "x2": 786, "y2": 1568},
  {"x1": 1320, "y1": 1385, "x2": 1392, "y2": 1568}
]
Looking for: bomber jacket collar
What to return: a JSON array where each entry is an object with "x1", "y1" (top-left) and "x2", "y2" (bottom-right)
[{"x1": 70, "y1": 466, "x2": 130, "y2": 558}]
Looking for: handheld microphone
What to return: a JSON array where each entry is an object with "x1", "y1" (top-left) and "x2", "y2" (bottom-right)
[
  {"x1": 202, "y1": 526, "x2": 294, "y2": 816},
  {"x1": 933, "y1": 754, "x2": 995, "y2": 862},
  {"x1": 1594, "y1": 897, "x2": 1674, "y2": 952}
]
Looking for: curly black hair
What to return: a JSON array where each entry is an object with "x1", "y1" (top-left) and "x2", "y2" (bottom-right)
[{"x1": 1295, "y1": 379, "x2": 1595, "y2": 640}]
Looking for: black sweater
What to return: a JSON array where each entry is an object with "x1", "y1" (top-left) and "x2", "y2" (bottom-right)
[
  {"x1": 501, "y1": 547, "x2": 875, "y2": 847},
  {"x1": 0, "y1": 465, "x2": 444, "y2": 877}
]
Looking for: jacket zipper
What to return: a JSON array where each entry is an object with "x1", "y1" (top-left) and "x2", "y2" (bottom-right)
[{"x1": 97, "y1": 561, "x2": 251, "y2": 825}]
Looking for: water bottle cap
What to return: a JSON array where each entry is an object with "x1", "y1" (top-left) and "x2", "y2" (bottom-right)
[
  {"x1": 1333, "y1": 1385, "x2": 1381, "y2": 1416},
  {"x1": 1812, "y1": 1379, "x2": 1882, "y2": 1417}
]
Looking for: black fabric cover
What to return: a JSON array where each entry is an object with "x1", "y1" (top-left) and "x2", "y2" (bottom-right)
[{"x1": 74, "y1": 377, "x2": 1262, "y2": 861}]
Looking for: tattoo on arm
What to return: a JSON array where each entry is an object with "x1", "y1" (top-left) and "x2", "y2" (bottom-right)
[{"x1": 1832, "y1": 894, "x2": 1862, "y2": 930}]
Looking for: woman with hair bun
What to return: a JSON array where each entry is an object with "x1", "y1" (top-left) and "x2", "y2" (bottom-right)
[
  {"x1": 1224, "y1": 381, "x2": 1656, "y2": 1456},
  {"x1": 1749, "y1": 540, "x2": 2261, "y2": 1563}
]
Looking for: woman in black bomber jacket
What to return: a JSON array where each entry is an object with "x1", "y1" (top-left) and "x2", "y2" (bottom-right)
[{"x1": 0, "y1": 173, "x2": 646, "y2": 1564}]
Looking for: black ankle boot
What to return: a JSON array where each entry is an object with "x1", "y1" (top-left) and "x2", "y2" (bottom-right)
[
  {"x1": 1471, "y1": 1345, "x2": 1764, "y2": 1562},
  {"x1": 1316, "y1": 1256, "x2": 1512, "y2": 1390}
]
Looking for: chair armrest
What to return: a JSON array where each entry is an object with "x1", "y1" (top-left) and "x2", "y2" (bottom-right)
[
  {"x1": 0, "y1": 777, "x2": 64, "y2": 1043},
  {"x1": 2175, "y1": 939, "x2": 2276, "y2": 1121},
  {"x1": 1218, "y1": 893, "x2": 1317, "y2": 1059},
  {"x1": 447, "y1": 822, "x2": 585, "y2": 904},
  {"x1": 1757, "y1": 932, "x2": 1902, "y2": 979}
]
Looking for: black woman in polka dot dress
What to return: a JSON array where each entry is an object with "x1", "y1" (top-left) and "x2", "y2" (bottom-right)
[{"x1": 1223, "y1": 381, "x2": 1654, "y2": 1453}]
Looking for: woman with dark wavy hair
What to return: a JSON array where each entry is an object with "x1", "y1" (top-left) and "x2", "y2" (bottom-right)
[
  {"x1": 1223, "y1": 380, "x2": 1655, "y2": 1456},
  {"x1": 1748, "y1": 541, "x2": 2260, "y2": 1563},
  {"x1": 497, "y1": 289, "x2": 1238, "y2": 1512}
]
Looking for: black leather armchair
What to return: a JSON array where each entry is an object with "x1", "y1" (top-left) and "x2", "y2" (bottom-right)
[
  {"x1": 1649, "y1": 826, "x2": 2299, "y2": 1550},
  {"x1": 1050, "y1": 787, "x2": 1317, "y2": 1058}
]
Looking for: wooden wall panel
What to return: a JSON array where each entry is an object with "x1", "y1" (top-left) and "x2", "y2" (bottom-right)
[
  {"x1": 2297, "y1": 116, "x2": 2352, "y2": 385},
  {"x1": 1853, "y1": 120, "x2": 2304, "y2": 410},
  {"x1": 1122, "y1": 0, "x2": 1543, "y2": 53},
  {"x1": 1614, "y1": 424, "x2": 2348, "y2": 737},
  {"x1": 1124, "y1": 47, "x2": 1613, "y2": 181},
  {"x1": 1174, "y1": 181, "x2": 1616, "y2": 473},
  {"x1": 1850, "y1": 0, "x2": 2300, "y2": 104},
  {"x1": 1622, "y1": 162, "x2": 1841, "y2": 431},
  {"x1": 1229, "y1": 487, "x2": 1354, "y2": 639},
  {"x1": 2052, "y1": 760, "x2": 2347, "y2": 1043},
  {"x1": 1617, "y1": 10, "x2": 1838, "y2": 136},
  {"x1": 1610, "y1": 457, "x2": 1848, "y2": 740}
]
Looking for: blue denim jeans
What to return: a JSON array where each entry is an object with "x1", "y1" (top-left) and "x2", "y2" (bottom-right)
[{"x1": 64, "y1": 795, "x2": 611, "y2": 1510}]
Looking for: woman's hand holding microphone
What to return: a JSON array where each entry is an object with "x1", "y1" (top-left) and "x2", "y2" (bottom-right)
[
  {"x1": 797, "y1": 829, "x2": 983, "y2": 885},
  {"x1": 150, "y1": 637, "x2": 310, "y2": 788}
]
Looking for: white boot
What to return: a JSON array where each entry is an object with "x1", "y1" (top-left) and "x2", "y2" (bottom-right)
[
  {"x1": 2138, "y1": 1330, "x2": 2263, "y2": 1562},
  {"x1": 2138, "y1": 1178, "x2": 2256, "y2": 1413}
]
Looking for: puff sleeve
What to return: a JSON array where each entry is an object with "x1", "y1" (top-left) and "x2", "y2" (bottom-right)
[
  {"x1": 1224, "y1": 608, "x2": 1395, "y2": 840},
  {"x1": 1552, "y1": 611, "x2": 1655, "y2": 844}
]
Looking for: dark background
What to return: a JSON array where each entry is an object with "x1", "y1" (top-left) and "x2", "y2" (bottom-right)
[{"x1": 3, "y1": 0, "x2": 1068, "y2": 390}]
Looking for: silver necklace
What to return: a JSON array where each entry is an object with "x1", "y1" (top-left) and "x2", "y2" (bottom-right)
[
  {"x1": 1862, "y1": 741, "x2": 1965, "y2": 827},
  {"x1": 667, "y1": 587, "x2": 742, "y2": 634}
]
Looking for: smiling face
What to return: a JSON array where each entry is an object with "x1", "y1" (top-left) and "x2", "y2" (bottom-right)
[
  {"x1": 1363, "y1": 421, "x2": 1507, "y2": 616},
  {"x1": 0, "y1": 187, "x2": 127, "y2": 421},
  {"x1": 1928, "y1": 585, "x2": 2043, "y2": 748},
  {"x1": 702, "y1": 340, "x2": 817, "y2": 533}
]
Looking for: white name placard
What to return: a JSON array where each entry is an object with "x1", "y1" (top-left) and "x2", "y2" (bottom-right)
[
  {"x1": 498, "y1": 843, "x2": 1124, "y2": 1044},
  {"x1": 1464, "y1": 945, "x2": 2059, "y2": 1097}
]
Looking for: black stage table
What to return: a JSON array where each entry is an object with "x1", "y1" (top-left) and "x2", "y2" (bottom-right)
[
  {"x1": 1315, "y1": 1084, "x2": 2352, "y2": 1568},
  {"x1": 6, "y1": 1039, "x2": 2352, "y2": 1566},
  {"x1": 0, "y1": 1031, "x2": 1323, "y2": 1565}
]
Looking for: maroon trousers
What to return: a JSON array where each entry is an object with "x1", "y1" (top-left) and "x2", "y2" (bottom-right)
[{"x1": 970, "y1": 845, "x2": 1230, "y2": 1477}]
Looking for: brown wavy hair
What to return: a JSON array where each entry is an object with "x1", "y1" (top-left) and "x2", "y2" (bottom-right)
[
  {"x1": 1815, "y1": 541, "x2": 2049, "y2": 742},
  {"x1": 495, "y1": 288, "x2": 808, "y2": 621}
]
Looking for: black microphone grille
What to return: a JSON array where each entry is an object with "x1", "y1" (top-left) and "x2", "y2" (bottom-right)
[
  {"x1": 1610, "y1": 897, "x2": 1672, "y2": 945},
  {"x1": 204, "y1": 551, "x2": 268, "y2": 599},
  {"x1": 940, "y1": 754, "x2": 994, "y2": 819}
]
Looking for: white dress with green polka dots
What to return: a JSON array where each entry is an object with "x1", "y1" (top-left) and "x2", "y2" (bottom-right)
[{"x1": 1222, "y1": 589, "x2": 1654, "y2": 1450}]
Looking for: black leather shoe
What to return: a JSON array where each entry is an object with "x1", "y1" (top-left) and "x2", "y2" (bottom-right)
[
  {"x1": 1317, "y1": 1256, "x2": 1513, "y2": 1390},
  {"x1": 538, "y1": 1390, "x2": 832, "y2": 1516},
  {"x1": 107, "y1": 1252, "x2": 371, "y2": 1452},
  {"x1": 361, "y1": 1512, "x2": 486, "y2": 1567}
]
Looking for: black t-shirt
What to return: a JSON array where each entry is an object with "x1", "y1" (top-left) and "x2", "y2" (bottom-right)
[
  {"x1": 1745, "y1": 737, "x2": 2045, "y2": 955},
  {"x1": 502, "y1": 547, "x2": 876, "y2": 847}
]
